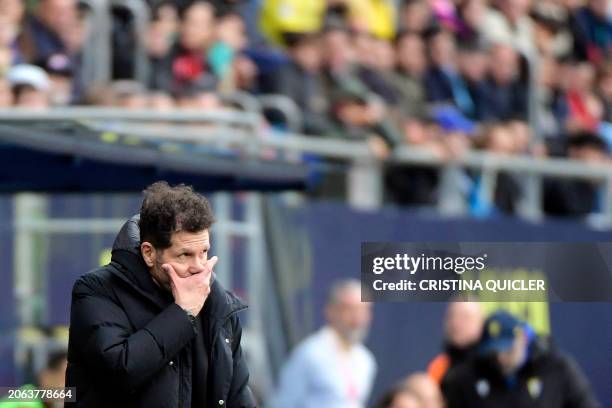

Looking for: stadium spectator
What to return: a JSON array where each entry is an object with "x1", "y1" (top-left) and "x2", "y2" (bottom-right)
[
  {"x1": 391, "y1": 31, "x2": 428, "y2": 121},
  {"x1": 456, "y1": 41, "x2": 488, "y2": 120},
  {"x1": 425, "y1": 29, "x2": 476, "y2": 119},
  {"x1": 544, "y1": 131, "x2": 609, "y2": 217},
  {"x1": 271, "y1": 279, "x2": 376, "y2": 408},
  {"x1": 151, "y1": 1, "x2": 218, "y2": 95},
  {"x1": 570, "y1": 0, "x2": 612, "y2": 65},
  {"x1": 478, "y1": 44, "x2": 528, "y2": 121},
  {"x1": 454, "y1": 0, "x2": 487, "y2": 45},
  {"x1": 7, "y1": 64, "x2": 51, "y2": 108},
  {"x1": 442, "y1": 310, "x2": 600, "y2": 408},
  {"x1": 21, "y1": 0, "x2": 80, "y2": 72},
  {"x1": 398, "y1": 0, "x2": 436, "y2": 35},
  {"x1": 266, "y1": 32, "x2": 332, "y2": 135},
  {"x1": 328, "y1": 79, "x2": 401, "y2": 159},
  {"x1": 481, "y1": 0, "x2": 536, "y2": 58},
  {"x1": 39, "y1": 351, "x2": 68, "y2": 408},
  {"x1": 428, "y1": 301, "x2": 484, "y2": 385},
  {"x1": 564, "y1": 60, "x2": 603, "y2": 133},
  {"x1": 209, "y1": 11, "x2": 249, "y2": 91}
]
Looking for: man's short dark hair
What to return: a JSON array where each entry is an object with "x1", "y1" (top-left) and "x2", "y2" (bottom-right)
[{"x1": 139, "y1": 181, "x2": 215, "y2": 249}]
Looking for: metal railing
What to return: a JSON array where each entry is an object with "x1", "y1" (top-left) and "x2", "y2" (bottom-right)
[{"x1": 2, "y1": 108, "x2": 612, "y2": 225}]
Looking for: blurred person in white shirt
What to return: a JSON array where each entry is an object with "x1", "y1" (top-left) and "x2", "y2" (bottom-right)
[{"x1": 271, "y1": 279, "x2": 376, "y2": 408}]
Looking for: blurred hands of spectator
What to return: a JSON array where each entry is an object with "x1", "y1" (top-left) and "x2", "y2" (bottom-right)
[{"x1": 367, "y1": 135, "x2": 391, "y2": 160}]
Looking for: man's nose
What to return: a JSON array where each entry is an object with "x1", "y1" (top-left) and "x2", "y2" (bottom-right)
[{"x1": 189, "y1": 257, "x2": 207, "y2": 274}]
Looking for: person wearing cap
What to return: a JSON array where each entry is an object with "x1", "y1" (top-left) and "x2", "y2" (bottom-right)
[
  {"x1": 442, "y1": 310, "x2": 600, "y2": 408},
  {"x1": 6, "y1": 63, "x2": 50, "y2": 108},
  {"x1": 327, "y1": 78, "x2": 402, "y2": 159}
]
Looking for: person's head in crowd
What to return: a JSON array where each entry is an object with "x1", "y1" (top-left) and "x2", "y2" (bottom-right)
[
  {"x1": 154, "y1": 0, "x2": 180, "y2": 37},
  {"x1": 325, "y1": 279, "x2": 373, "y2": 347},
  {"x1": 39, "y1": 53, "x2": 73, "y2": 106},
  {"x1": 596, "y1": 61, "x2": 612, "y2": 102},
  {"x1": 532, "y1": 4, "x2": 566, "y2": 56},
  {"x1": 473, "y1": 122, "x2": 517, "y2": 154},
  {"x1": 111, "y1": 80, "x2": 148, "y2": 109},
  {"x1": 175, "y1": 88, "x2": 221, "y2": 110},
  {"x1": 352, "y1": 29, "x2": 378, "y2": 68},
  {"x1": 283, "y1": 32, "x2": 322, "y2": 73},
  {"x1": 428, "y1": 29, "x2": 457, "y2": 69},
  {"x1": 372, "y1": 37, "x2": 396, "y2": 72},
  {"x1": 148, "y1": 18, "x2": 174, "y2": 59},
  {"x1": 457, "y1": 41, "x2": 489, "y2": 84},
  {"x1": 7, "y1": 64, "x2": 50, "y2": 108},
  {"x1": 0, "y1": 77, "x2": 13, "y2": 107},
  {"x1": 444, "y1": 301, "x2": 484, "y2": 350},
  {"x1": 568, "y1": 60, "x2": 597, "y2": 93},
  {"x1": 0, "y1": 0, "x2": 25, "y2": 27},
  {"x1": 36, "y1": 0, "x2": 78, "y2": 35},
  {"x1": 495, "y1": 0, "x2": 532, "y2": 23},
  {"x1": 174, "y1": 74, "x2": 220, "y2": 108},
  {"x1": 567, "y1": 131, "x2": 608, "y2": 162},
  {"x1": 507, "y1": 120, "x2": 532, "y2": 152},
  {"x1": 479, "y1": 310, "x2": 531, "y2": 377},
  {"x1": 376, "y1": 386, "x2": 423, "y2": 408},
  {"x1": 395, "y1": 31, "x2": 427, "y2": 77},
  {"x1": 587, "y1": 0, "x2": 609, "y2": 19},
  {"x1": 149, "y1": 91, "x2": 175, "y2": 111},
  {"x1": 489, "y1": 43, "x2": 520, "y2": 85},
  {"x1": 331, "y1": 80, "x2": 376, "y2": 127},
  {"x1": 322, "y1": 22, "x2": 355, "y2": 73},
  {"x1": 38, "y1": 350, "x2": 68, "y2": 390},
  {"x1": 456, "y1": 0, "x2": 487, "y2": 34},
  {"x1": 215, "y1": 11, "x2": 247, "y2": 51},
  {"x1": 403, "y1": 373, "x2": 445, "y2": 408},
  {"x1": 400, "y1": 0, "x2": 433, "y2": 34},
  {"x1": 179, "y1": 1, "x2": 215, "y2": 52}
]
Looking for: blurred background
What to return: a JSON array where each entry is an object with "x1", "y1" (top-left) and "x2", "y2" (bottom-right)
[{"x1": 1, "y1": 0, "x2": 612, "y2": 406}]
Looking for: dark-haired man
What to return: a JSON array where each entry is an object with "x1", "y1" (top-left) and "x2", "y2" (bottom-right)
[{"x1": 65, "y1": 181, "x2": 255, "y2": 407}]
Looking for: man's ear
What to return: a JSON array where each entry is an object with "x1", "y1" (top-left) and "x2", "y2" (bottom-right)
[{"x1": 141, "y1": 242, "x2": 156, "y2": 267}]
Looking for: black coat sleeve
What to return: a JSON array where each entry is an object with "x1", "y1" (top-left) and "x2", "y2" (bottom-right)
[
  {"x1": 561, "y1": 354, "x2": 601, "y2": 408},
  {"x1": 227, "y1": 314, "x2": 257, "y2": 408},
  {"x1": 68, "y1": 274, "x2": 197, "y2": 393}
]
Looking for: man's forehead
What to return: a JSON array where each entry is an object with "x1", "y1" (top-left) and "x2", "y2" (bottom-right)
[{"x1": 170, "y1": 229, "x2": 210, "y2": 246}]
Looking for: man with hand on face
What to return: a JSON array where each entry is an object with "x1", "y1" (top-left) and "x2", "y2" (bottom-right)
[{"x1": 65, "y1": 181, "x2": 255, "y2": 408}]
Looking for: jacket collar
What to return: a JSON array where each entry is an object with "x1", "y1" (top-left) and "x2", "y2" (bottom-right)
[{"x1": 110, "y1": 215, "x2": 247, "y2": 319}]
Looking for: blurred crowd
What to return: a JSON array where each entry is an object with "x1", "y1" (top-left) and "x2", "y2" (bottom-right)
[
  {"x1": 2, "y1": 0, "x2": 612, "y2": 215},
  {"x1": 271, "y1": 280, "x2": 600, "y2": 408}
]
